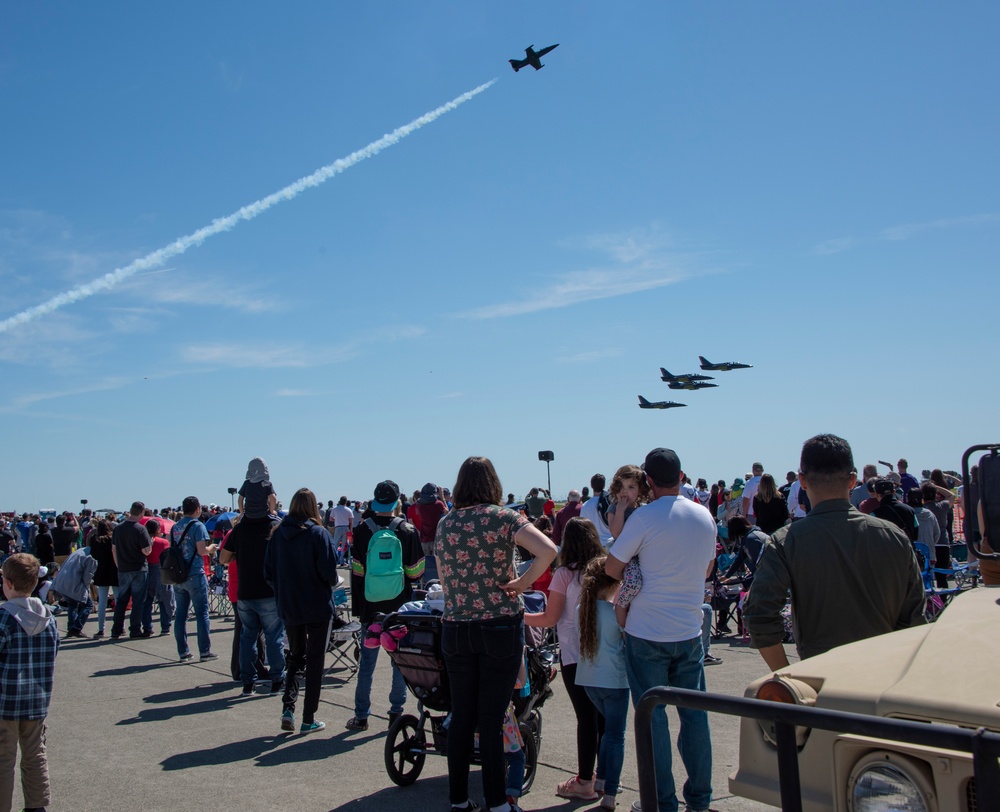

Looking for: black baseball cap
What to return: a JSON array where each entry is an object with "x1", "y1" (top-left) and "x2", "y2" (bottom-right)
[
  {"x1": 642, "y1": 448, "x2": 681, "y2": 487},
  {"x1": 372, "y1": 480, "x2": 400, "y2": 512}
]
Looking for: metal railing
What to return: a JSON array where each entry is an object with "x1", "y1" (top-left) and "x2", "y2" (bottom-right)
[{"x1": 635, "y1": 686, "x2": 1000, "y2": 812}]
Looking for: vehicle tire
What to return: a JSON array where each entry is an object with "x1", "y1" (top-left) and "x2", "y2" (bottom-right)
[
  {"x1": 519, "y1": 717, "x2": 539, "y2": 794},
  {"x1": 385, "y1": 714, "x2": 426, "y2": 786}
]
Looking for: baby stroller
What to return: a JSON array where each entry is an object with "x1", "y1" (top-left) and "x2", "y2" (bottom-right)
[{"x1": 381, "y1": 592, "x2": 557, "y2": 791}]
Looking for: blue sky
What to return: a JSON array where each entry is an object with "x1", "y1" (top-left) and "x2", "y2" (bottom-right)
[{"x1": 2, "y1": 3, "x2": 998, "y2": 512}]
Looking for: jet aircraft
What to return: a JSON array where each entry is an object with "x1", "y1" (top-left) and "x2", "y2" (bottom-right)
[
  {"x1": 698, "y1": 356, "x2": 753, "y2": 371},
  {"x1": 666, "y1": 380, "x2": 718, "y2": 391},
  {"x1": 638, "y1": 395, "x2": 687, "y2": 410},
  {"x1": 660, "y1": 367, "x2": 714, "y2": 384},
  {"x1": 509, "y1": 44, "x2": 560, "y2": 72}
]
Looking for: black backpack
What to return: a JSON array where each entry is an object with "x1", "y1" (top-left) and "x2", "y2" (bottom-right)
[{"x1": 160, "y1": 522, "x2": 197, "y2": 585}]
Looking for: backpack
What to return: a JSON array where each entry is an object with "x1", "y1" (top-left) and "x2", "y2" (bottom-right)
[
  {"x1": 160, "y1": 522, "x2": 197, "y2": 586},
  {"x1": 363, "y1": 517, "x2": 405, "y2": 603}
]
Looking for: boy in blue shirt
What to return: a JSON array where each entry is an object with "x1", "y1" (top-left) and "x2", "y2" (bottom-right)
[{"x1": 0, "y1": 553, "x2": 59, "y2": 812}]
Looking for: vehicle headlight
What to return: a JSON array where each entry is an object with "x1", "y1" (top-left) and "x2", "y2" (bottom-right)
[{"x1": 848, "y1": 752, "x2": 935, "y2": 812}]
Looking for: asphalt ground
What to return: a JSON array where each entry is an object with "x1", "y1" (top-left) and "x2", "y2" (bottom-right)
[{"x1": 32, "y1": 580, "x2": 790, "y2": 812}]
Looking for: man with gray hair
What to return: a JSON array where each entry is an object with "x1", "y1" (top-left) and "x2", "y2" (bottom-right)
[
  {"x1": 552, "y1": 489, "x2": 582, "y2": 547},
  {"x1": 742, "y1": 462, "x2": 764, "y2": 522}
]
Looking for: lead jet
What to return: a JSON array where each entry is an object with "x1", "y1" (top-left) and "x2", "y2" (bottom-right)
[
  {"x1": 509, "y1": 44, "x2": 560, "y2": 72},
  {"x1": 660, "y1": 367, "x2": 714, "y2": 384},
  {"x1": 666, "y1": 380, "x2": 718, "y2": 391},
  {"x1": 698, "y1": 356, "x2": 753, "y2": 371},
  {"x1": 638, "y1": 395, "x2": 687, "y2": 410}
]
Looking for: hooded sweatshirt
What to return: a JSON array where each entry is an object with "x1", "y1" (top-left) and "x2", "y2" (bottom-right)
[
  {"x1": 263, "y1": 516, "x2": 339, "y2": 626},
  {"x1": 51, "y1": 547, "x2": 98, "y2": 603},
  {"x1": 0, "y1": 597, "x2": 59, "y2": 719}
]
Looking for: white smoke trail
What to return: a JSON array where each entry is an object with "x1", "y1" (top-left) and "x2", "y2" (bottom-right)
[{"x1": 0, "y1": 79, "x2": 497, "y2": 335}]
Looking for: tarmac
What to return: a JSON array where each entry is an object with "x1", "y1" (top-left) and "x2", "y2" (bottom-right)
[{"x1": 34, "y1": 579, "x2": 786, "y2": 812}]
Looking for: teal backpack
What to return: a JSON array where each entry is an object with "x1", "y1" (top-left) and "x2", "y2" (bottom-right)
[{"x1": 364, "y1": 517, "x2": 405, "y2": 602}]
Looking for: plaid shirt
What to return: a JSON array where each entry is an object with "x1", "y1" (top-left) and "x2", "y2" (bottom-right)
[{"x1": 0, "y1": 607, "x2": 59, "y2": 720}]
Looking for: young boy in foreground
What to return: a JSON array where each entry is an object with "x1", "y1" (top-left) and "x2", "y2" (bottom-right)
[{"x1": 0, "y1": 553, "x2": 59, "y2": 812}]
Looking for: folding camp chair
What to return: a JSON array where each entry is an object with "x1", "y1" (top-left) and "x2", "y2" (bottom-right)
[{"x1": 325, "y1": 584, "x2": 361, "y2": 681}]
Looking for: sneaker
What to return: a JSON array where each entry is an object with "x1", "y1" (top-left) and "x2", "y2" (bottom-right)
[
  {"x1": 450, "y1": 803, "x2": 481, "y2": 812},
  {"x1": 344, "y1": 716, "x2": 369, "y2": 732},
  {"x1": 703, "y1": 654, "x2": 723, "y2": 666},
  {"x1": 280, "y1": 710, "x2": 295, "y2": 732},
  {"x1": 631, "y1": 802, "x2": 641, "y2": 812},
  {"x1": 594, "y1": 779, "x2": 605, "y2": 795},
  {"x1": 556, "y1": 775, "x2": 599, "y2": 801},
  {"x1": 600, "y1": 795, "x2": 617, "y2": 810},
  {"x1": 92, "y1": 630, "x2": 105, "y2": 639},
  {"x1": 110, "y1": 633, "x2": 122, "y2": 641},
  {"x1": 179, "y1": 653, "x2": 194, "y2": 662},
  {"x1": 388, "y1": 711, "x2": 401, "y2": 728},
  {"x1": 254, "y1": 680, "x2": 272, "y2": 695},
  {"x1": 159, "y1": 628, "x2": 171, "y2": 636},
  {"x1": 241, "y1": 683, "x2": 255, "y2": 697},
  {"x1": 200, "y1": 652, "x2": 219, "y2": 662},
  {"x1": 300, "y1": 720, "x2": 326, "y2": 733}
]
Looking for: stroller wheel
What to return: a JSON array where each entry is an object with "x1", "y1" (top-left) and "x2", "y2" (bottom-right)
[
  {"x1": 518, "y1": 719, "x2": 539, "y2": 794},
  {"x1": 385, "y1": 714, "x2": 426, "y2": 786}
]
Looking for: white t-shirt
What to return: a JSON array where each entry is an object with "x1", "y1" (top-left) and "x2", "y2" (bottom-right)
[
  {"x1": 680, "y1": 482, "x2": 697, "y2": 501},
  {"x1": 549, "y1": 566, "x2": 584, "y2": 665},
  {"x1": 608, "y1": 495, "x2": 716, "y2": 643},
  {"x1": 788, "y1": 480, "x2": 807, "y2": 519},
  {"x1": 742, "y1": 476, "x2": 762, "y2": 518},
  {"x1": 331, "y1": 505, "x2": 354, "y2": 527},
  {"x1": 579, "y1": 494, "x2": 613, "y2": 547}
]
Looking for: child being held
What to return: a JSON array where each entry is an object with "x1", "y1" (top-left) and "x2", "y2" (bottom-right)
[
  {"x1": 238, "y1": 457, "x2": 277, "y2": 519},
  {"x1": 0, "y1": 553, "x2": 59, "y2": 812},
  {"x1": 606, "y1": 465, "x2": 650, "y2": 628}
]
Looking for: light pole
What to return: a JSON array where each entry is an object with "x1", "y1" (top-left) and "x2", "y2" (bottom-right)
[
  {"x1": 538, "y1": 450, "x2": 554, "y2": 496},
  {"x1": 227, "y1": 487, "x2": 237, "y2": 511}
]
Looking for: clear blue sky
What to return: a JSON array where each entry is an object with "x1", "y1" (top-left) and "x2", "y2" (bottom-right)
[{"x1": 2, "y1": 3, "x2": 997, "y2": 512}]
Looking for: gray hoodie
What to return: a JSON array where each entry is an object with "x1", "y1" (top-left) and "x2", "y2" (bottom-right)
[{"x1": 1, "y1": 596, "x2": 54, "y2": 636}]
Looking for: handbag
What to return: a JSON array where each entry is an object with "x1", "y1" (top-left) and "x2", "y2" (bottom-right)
[{"x1": 159, "y1": 521, "x2": 197, "y2": 585}]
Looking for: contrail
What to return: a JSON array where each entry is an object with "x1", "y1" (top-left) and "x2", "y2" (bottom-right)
[{"x1": 0, "y1": 79, "x2": 498, "y2": 334}]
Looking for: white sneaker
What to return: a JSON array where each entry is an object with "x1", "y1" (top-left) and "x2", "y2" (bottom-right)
[{"x1": 600, "y1": 795, "x2": 616, "y2": 810}]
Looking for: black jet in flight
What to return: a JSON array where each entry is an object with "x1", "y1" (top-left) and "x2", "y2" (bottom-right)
[
  {"x1": 638, "y1": 395, "x2": 687, "y2": 410},
  {"x1": 698, "y1": 356, "x2": 753, "y2": 371},
  {"x1": 660, "y1": 367, "x2": 714, "y2": 384},
  {"x1": 666, "y1": 380, "x2": 718, "y2": 391},
  {"x1": 509, "y1": 44, "x2": 560, "y2": 72}
]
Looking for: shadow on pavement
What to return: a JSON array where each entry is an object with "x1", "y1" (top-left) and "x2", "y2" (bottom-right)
[
  {"x1": 117, "y1": 694, "x2": 236, "y2": 725},
  {"x1": 144, "y1": 681, "x2": 239, "y2": 704}
]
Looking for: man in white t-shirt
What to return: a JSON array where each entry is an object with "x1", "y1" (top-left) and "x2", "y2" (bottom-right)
[
  {"x1": 579, "y1": 473, "x2": 613, "y2": 546},
  {"x1": 329, "y1": 497, "x2": 354, "y2": 565},
  {"x1": 741, "y1": 462, "x2": 764, "y2": 521},
  {"x1": 606, "y1": 448, "x2": 717, "y2": 812}
]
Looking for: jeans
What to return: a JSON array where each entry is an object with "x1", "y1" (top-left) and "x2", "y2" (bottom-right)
[
  {"x1": 112, "y1": 569, "x2": 148, "y2": 637},
  {"x1": 584, "y1": 685, "x2": 630, "y2": 796},
  {"x1": 173, "y1": 572, "x2": 212, "y2": 657},
  {"x1": 505, "y1": 746, "x2": 526, "y2": 798},
  {"x1": 442, "y1": 615, "x2": 524, "y2": 809},
  {"x1": 65, "y1": 596, "x2": 93, "y2": 635},
  {"x1": 142, "y1": 564, "x2": 175, "y2": 634},
  {"x1": 701, "y1": 604, "x2": 712, "y2": 656},
  {"x1": 231, "y1": 600, "x2": 267, "y2": 682},
  {"x1": 96, "y1": 585, "x2": 114, "y2": 634},
  {"x1": 354, "y1": 642, "x2": 407, "y2": 719},
  {"x1": 624, "y1": 634, "x2": 712, "y2": 812},
  {"x1": 237, "y1": 598, "x2": 286, "y2": 684},
  {"x1": 332, "y1": 526, "x2": 348, "y2": 565},
  {"x1": 283, "y1": 620, "x2": 332, "y2": 725}
]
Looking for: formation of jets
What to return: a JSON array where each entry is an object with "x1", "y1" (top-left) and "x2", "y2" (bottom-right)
[
  {"x1": 509, "y1": 44, "x2": 560, "y2": 72},
  {"x1": 639, "y1": 357, "x2": 753, "y2": 410}
]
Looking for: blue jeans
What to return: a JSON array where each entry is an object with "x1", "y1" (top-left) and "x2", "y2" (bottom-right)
[
  {"x1": 505, "y1": 746, "x2": 526, "y2": 798},
  {"x1": 111, "y1": 569, "x2": 148, "y2": 636},
  {"x1": 66, "y1": 596, "x2": 93, "y2": 634},
  {"x1": 354, "y1": 642, "x2": 407, "y2": 719},
  {"x1": 96, "y1": 585, "x2": 114, "y2": 633},
  {"x1": 624, "y1": 634, "x2": 712, "y2": 812},
  {"x1": 173, "y1": 573, "x2": 212, "y2": 657},
  {"x1": 442, "y1": 616, "x2": 524, "y2": 809},
  {"x1": 237, "y1": 598, "x2": 286, "y2": 684},
  {"x1": 701, "y1": 604, "x2": 712, "y2": 656},
  {"x1": 584, "y1": 685, "x2": 630, "y2": 797},
  {"x1": 142, "y1": 564, "x2": 175, "y2": 634}
]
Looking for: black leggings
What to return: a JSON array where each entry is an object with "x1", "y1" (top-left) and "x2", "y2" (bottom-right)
[
  {"x1": 561, "y1": 662, "x2": 605, "y2": 780},
  {"x1": 283, "y1": 620, "x2": 331, "y2": 724}
]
